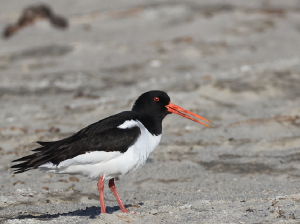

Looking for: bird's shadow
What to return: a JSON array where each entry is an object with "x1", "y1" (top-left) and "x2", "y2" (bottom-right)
[{"x1": 11, "y1": 204, "x2": 141, "y2": 221}]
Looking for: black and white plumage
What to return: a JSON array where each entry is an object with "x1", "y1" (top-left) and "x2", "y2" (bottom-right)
[{"x1": 11, "y1": 90, "x2": 212, "y2": 214}]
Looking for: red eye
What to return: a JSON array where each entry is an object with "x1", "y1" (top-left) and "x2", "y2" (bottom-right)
[{"x1": 154, "y1": 97, "x2": 159, "y2": 101}]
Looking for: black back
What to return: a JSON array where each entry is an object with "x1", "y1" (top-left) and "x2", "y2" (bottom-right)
[{"x1": 11, "y1": 111, "x2": 141, "y2": 173}]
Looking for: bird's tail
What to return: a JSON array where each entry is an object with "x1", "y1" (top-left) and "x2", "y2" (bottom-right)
[{"x1": 11, "y1": 139, "x2": 68, "y2": 174}]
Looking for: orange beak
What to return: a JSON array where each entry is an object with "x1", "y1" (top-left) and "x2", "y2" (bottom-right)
[{"x1": 165, "y1": 103, "x2": 213, "y2": 128}]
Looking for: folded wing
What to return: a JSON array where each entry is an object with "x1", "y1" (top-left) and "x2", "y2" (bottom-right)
[{"x1": 11, "y1": 111, "x2": 140, "y2": 173}]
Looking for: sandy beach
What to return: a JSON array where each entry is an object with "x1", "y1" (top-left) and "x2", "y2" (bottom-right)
[{"x1": 0, "y1": 0, "x2": 300, "y2": 223}]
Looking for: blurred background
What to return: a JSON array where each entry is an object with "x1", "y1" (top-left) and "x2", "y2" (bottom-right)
[{"x1": 0, "y1": 0, "x2": 300, "y2": 223}]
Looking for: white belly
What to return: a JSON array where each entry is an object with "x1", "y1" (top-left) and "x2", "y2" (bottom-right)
[{"x1": 38, "y1": 120, "x2": 161, "y2": 181}]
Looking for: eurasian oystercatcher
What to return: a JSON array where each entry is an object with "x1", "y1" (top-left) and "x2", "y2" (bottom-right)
[{"x1": 11, "y1": 90, "x2": 212, "y2": 213}]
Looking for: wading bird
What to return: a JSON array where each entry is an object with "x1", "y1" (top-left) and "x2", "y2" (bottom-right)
[{"x1": 12, "y1": 90, "x2": 212, "y2": 213}]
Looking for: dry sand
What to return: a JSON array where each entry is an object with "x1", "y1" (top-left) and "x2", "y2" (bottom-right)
[{"x1": 0, "y1": 0, "x2": 300, "y2": 223}]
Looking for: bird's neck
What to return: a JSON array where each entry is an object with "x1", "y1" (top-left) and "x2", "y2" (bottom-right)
[{"x1": 138, "y1": 115, "x2": 162, "y2": 136}]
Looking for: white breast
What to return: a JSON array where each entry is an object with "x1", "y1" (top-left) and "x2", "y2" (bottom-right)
[
  {"x1": 118, "y1": 120, "x2": 161, "y2": 172},
  {"x1": 38, "y1": 120, "x2": 162, "y2": 181}
]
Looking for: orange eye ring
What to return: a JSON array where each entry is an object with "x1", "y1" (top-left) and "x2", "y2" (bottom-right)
[{"x1": 154, "y1": 97, "x2": 159, "y2": 101}]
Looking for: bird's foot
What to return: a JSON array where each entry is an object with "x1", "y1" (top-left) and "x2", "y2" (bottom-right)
[
  {"x1": 121, "y1": 207, "x2": 129, "y2": 213},
  {"x1": 101, "y1": 208, "x2": 106, "y2": 214}
]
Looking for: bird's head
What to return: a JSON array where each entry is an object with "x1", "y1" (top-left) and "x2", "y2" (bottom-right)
[{"x1": 132, "y1": 90, "x2": 213, "y2": 127}]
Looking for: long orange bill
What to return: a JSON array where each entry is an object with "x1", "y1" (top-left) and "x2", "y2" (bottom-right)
[{"x1": 165, "y1": 102, "x2": 213, "y2": 128}]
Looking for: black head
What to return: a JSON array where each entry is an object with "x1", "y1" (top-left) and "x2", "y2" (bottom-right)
[
  {"x1": 132, "y1": 90, "x2": 170, "y2": 120},
  {"x1": 131, "y1": 90, "x2": 213, "y2": 135}
]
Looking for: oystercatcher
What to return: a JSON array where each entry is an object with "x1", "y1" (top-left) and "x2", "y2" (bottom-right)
[{"x1": 11, "y1": 90, "x2": 212, "y2": 213}]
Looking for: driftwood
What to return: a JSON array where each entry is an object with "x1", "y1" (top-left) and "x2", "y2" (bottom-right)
[{"x1": 3, "y1": 4, "x2": 68, "y2": 38}]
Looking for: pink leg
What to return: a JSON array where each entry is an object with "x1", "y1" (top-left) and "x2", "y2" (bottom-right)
[
  {"x1": 97, "y1": 175, "x2": 106, "y2": 213},
  {"x1": 109, "y1": 178, "x2": 129, "y2": 213}
]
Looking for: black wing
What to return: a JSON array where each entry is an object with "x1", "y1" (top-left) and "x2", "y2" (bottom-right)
[{"x1": 11, "y1": 111, "x2": 141, "y2": 173}]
